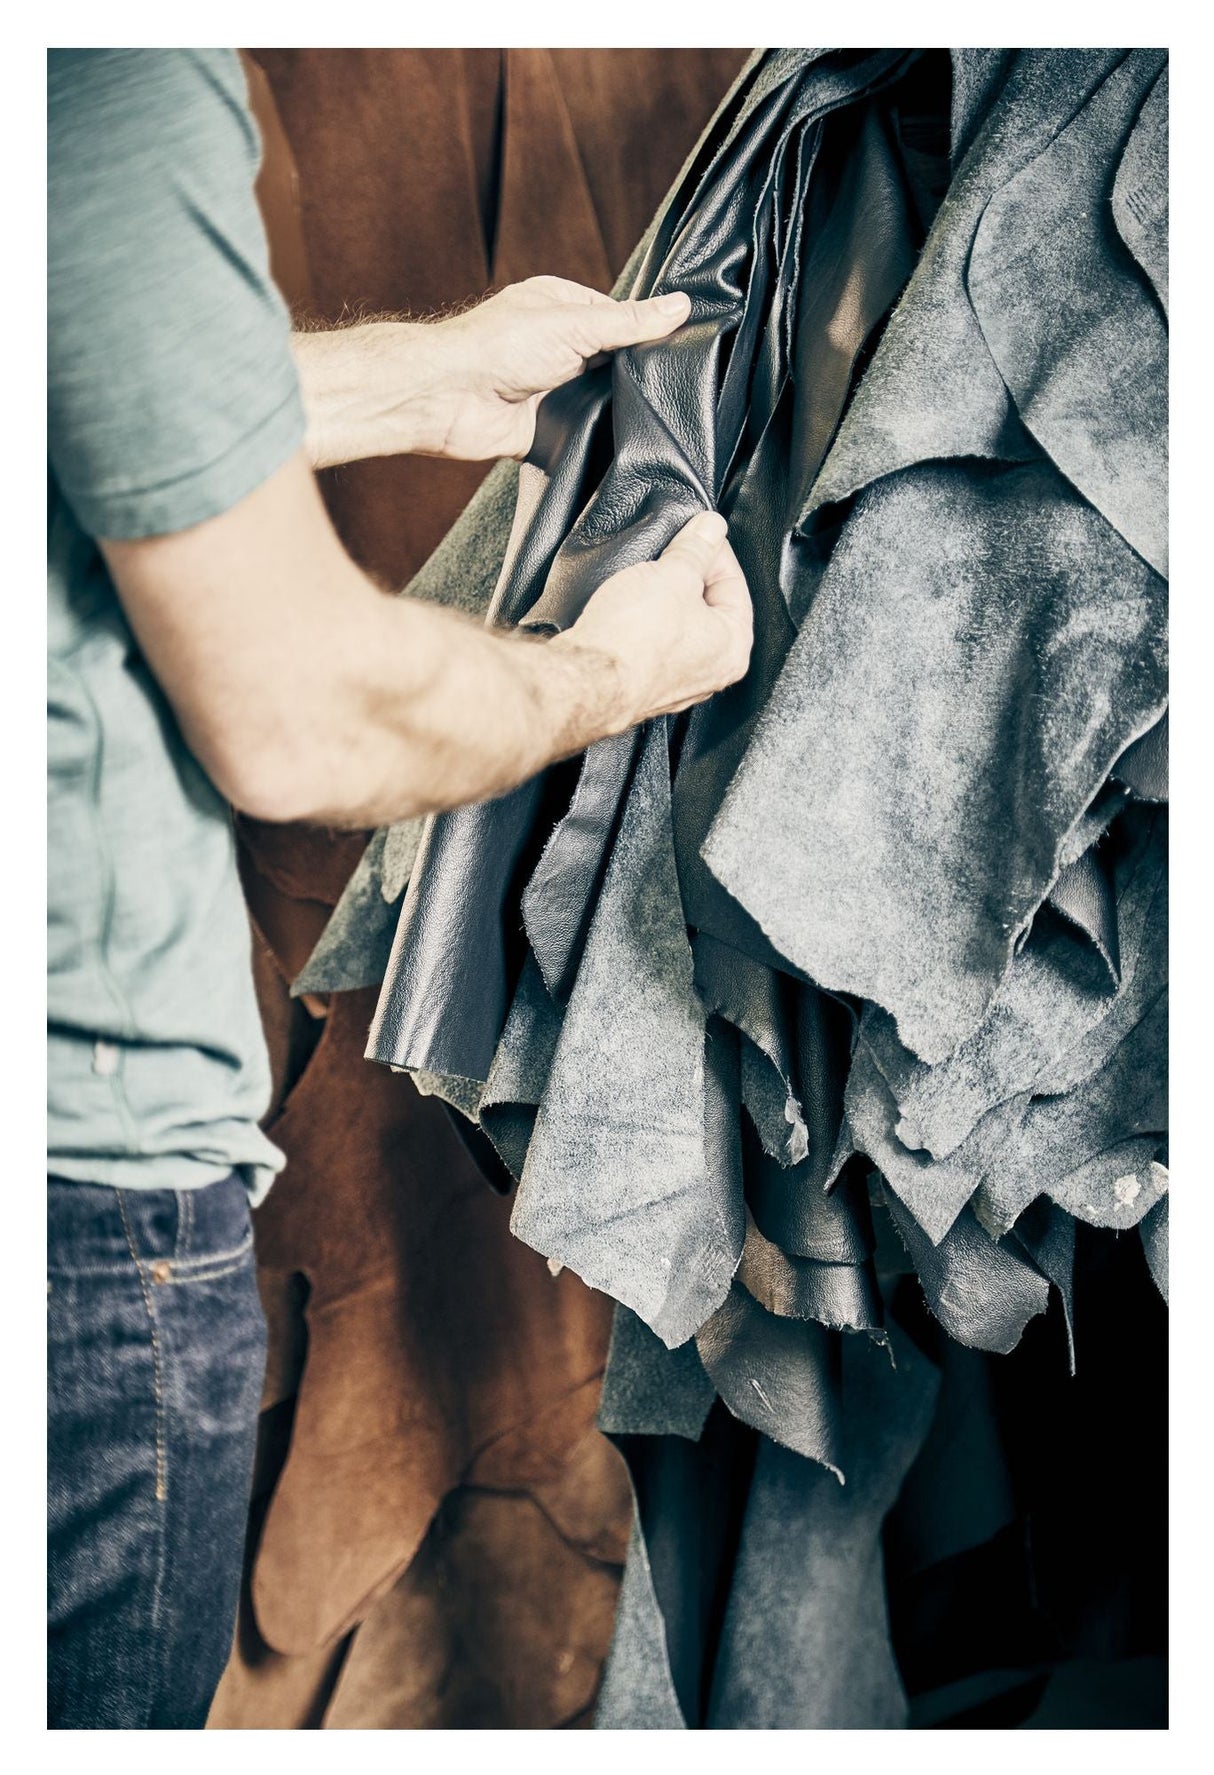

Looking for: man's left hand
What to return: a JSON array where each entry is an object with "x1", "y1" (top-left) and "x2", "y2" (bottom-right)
[
  {"x1": 293, "y1": 278, "x2": 692, "y2": 471},
  {"x1": 423, "y1": 275, "x2": 692, "y2": 460}
]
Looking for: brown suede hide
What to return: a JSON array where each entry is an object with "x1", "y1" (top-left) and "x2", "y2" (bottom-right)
[{"x1": 210, "y1": 47, "x2": 748, "y2": 1731}]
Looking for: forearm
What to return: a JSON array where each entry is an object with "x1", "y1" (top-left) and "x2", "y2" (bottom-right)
[
  {"x1": 102, "y1": 454, "x2": 636, "y2": 828},
  {"x1": 298, "y1": 593, "x2": 632, "y2": 827},
  {"x1": 291, "y1": 321, "x2": 449, "y2": 469},
  {"x1": 103, "y1": 454, "x2": 748, "y2": 834}
]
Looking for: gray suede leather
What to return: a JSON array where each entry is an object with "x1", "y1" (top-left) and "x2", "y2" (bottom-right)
[
  {"x1": 318, "y1": 49, "x2": 1167, "y2": 1728},
  {"x1": 704, "y1": 459, "x2": 1167, "y2": 1062},
  {"x1": 291, "y1": 830, "x2": 399, "y2": 997},
  {"x1": 597, "y1": 1305, "x2": 718, "y2": 1441},
  {"x1": 858, "y1": 808, "x2": 1166, "y2": 1163},
  {"x1": 704, "y1": 1329, "x2": 938, "y2": 1728},
  {"x1": 357, "y1": 44, "x2": 1167, "y2": 1395},
  {"x1": 508, "y1": 726, "x2": 744, "y2": 1347},
  {"x1": 597, "y1": 1321, "x2": 940, "y2": 1728},
  {"x1": 1139, "y1": 1194, "x2": 1169, "y2": 1302}
]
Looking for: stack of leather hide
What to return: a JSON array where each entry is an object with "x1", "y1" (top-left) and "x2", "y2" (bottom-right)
[
  {"x1": 208, "y1": 48, "x2": 747, "y2": 1730},
  {"x1": 319, "y1": 48, "x2": 1168, "y2": 1727}
]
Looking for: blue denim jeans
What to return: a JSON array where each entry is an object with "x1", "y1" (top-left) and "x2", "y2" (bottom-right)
[{"x1": 47, "y1": 1173, "x2": 266, "y2": 1729}]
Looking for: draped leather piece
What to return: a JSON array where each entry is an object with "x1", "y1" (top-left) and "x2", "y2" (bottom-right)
[
  {"x1": 314, "y1": 45, "x2": 1167, "y2": 1728},
  {"x1": 210, "y1": 47, "x2": 747, "y2": 1730}
]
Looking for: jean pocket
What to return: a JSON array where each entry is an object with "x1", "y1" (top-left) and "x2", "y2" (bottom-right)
[{"x1": 145, "y1": 1229, "x2": 256, "y2": 1287}]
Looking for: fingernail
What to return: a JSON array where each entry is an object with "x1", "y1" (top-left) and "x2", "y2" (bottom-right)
[
  {"x1": 654, "y1": 292, "x2": 690, "y2": 316},
  {"x1": 691, "y1": 511, "x2": 727, "y2": 541}
]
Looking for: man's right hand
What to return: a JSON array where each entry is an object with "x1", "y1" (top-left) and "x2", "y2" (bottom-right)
[{"x1": 556, "y1": 511, "x2": 754, "y2": 730}]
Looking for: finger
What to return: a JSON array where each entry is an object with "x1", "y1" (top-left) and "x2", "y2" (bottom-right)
[
  {"x1": 658, "y1": 510, "x2": 729, "y2": 586},
  {"x1": 702, "y1": 538, "x2": 752, "y2": 619},
  {"x1": 572, "y1": 290, "x2": 691, "y2": 354}
]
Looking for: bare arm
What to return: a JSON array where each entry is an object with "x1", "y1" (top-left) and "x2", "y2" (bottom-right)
[
  {"x1": 100, "y1": 451, "x2": 751, "y2": 828},
  {"x1": 102, "y1": 277, "x2": 751, "y2": 826}
]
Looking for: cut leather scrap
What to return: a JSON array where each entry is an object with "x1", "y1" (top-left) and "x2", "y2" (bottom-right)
[
  {"x1": 972, "y1": 990, "x2": 1167, "y2": 1237},
  {"x1": 1056, "y1": 779, "x2": 1130, "y2": 871},
  {"x1": 1030, "y1": 855, "x2": 1166, "y2": 1101},
  {"x1": 1113, "y1": 708, "x2": 1169, "y2": 802},
  {"x1": 967, "y1": 49, "x2": 1168, "y2": 575},
  {"x1": 1048, "y1": 848, "x2": 1120, "y2": 985},
  {"x1": 596, "y1": 1304, "x2": 717, "y2": 1441},
  {"x1": 510, "y1": 726, "x2": 742, "y2": 1347},
  {"x1": 1112, "y1": 65, "x2": 1168, "y2": 314},
  {"x1": 291, "y1": 829, "x2": 400, "y2": 997},
  {"x1": 380, "y1": 818, "x2": 424, "y2": 904},
  {"x1": 688, "y1": 930, "x2": 856, "y2": 1190},
  {"x1": 802, "y1": 51, "x2": 1126, "y2": 524},
  {"x1": 295, "y1": 459, "x2": 524, "y2": 998},
  {"x1": 522, "y1": 730, "x2": 640, "y2": 1003},
  {"x1": 599, "y1": 1320, "x2": 939, "y2": 1727},
  {"x1": 1011, "y1": 1199, "x2": 1077, "y2": 1373},
  {"x1": 736, "y1": 1211, "x2": 884, "y2": 1333},
  {"x1": 882, "y1": 1192, "x2": 1051, "y2": 1355},
  {"x1": 246, "y1": 992, "x2": 616, "y2": 1655},
  {"x1": 745, "y1": 1122, "x2": 876, "y2": 1264},
  {"x1": 407, "y1": 1067, "x2": 485, "y2": 1121},
  {"x1": 882, "y1": 1324, "x2": 1018, "y2": 1581},
  {"x1": 478, "y1": 951, "x2": 563, "y2": 1178},
  {"x1": 321, "y1": 1484, "x2": 625, "y2": 1730},
  {"x1": 739, "y1": 1026, "x2": 809, "y2": 1165},
  {"x1": 518, "y1": 69, "x2": 916, "y2": 1005},
  {"x1": 694, "y1": 1283, "x2": 845, "y2": 1475},
  {"x1": 704, "y1": 458, "x2": 1167, "y2": 1063},
  {"x1": 703, "y1": 1326, "x2": 938, "y2": 1726},
  {"x1": 672, "y1": 93, "x2": 923, "y2": 967},
  {"x1": 467, "y1": 1414, "x2": 634, "y2": 1569},
  {"x1": 366, "y1": 380, "x2": 614, "y2": 1083},
  {"x1": 1140, "y1": 1194, "x2": 1168, "y2": 1302},
  {"x1": 1049, "y1": 1143, "x2": 1168, "y2": 1232},
  {"x1": 846, "y1": 1036, "x2": 1033, "y2": 1247},
  {"x1": 595, "y1": 1515, "x2": 688, "y2": 1730},
  {"x1": 862, "y1": 807, "x2": 1165, "y2": 1162}
]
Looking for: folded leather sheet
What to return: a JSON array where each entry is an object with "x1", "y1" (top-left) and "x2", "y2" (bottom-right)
[
  {"x1": 318, "y1": 47, "x2": 1167, "y2": 1726},
  {"x1": 211, "y1": 47, "x2": 747, "y2": 1730}
]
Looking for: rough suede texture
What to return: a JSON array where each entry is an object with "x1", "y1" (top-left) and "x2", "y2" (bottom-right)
[
  {"x1": 509, "y1": 725, "x2": 744, "y2": 1347},
  {"x1": 704, "y1": 459, "x2": 1167, "y2": 1062},
  {"x1": 597, "y1": 1323, "x2": 939, "y2": 1727},
  {"x1": 707, "y1": 51, "x2": 1167, "y2": 1063},
  {"x1": 860, "y1": 808, "x2": 1165, "y2": 1161}
]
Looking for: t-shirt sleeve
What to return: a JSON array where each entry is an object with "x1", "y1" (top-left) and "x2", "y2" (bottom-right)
[{"x1": 47, "y1": 49, "x2": 306, "y2": 540}]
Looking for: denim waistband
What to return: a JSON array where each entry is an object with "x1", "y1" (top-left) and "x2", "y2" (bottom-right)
[{"x1": 47, "y1": 1171, "x2": 250, "y2": 1273}]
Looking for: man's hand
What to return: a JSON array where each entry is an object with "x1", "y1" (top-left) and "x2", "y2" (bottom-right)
[
  {"x1": 422, "y1": 277, "x2": 692, "y2": 461},
  {"x1": 293, "y1": 278, "x2": 691, "y2": 470},
  {"x1": 554, "y1": 512, "x2": 754, "y2": 728}
]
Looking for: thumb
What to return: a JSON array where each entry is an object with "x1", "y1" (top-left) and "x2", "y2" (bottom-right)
[
  {"x1": 574, "y1": 290, "x2": 692, "y2": 355},
  {"x1": 658, "y1": 510, "x2": 729, "y2": 585}
]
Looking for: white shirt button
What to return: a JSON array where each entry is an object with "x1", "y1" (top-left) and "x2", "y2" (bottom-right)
[{"x1": 92, "y1": 1040, "x2": 120, "y2": 1078}]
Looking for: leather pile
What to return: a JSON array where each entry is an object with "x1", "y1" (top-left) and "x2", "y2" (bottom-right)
[{"x1": 313, "y1": 48, "x2": 1168, "y2": 1726}]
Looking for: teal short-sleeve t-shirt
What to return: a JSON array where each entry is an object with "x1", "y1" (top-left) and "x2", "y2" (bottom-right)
[{"x1": 48, "y1": 49, "x2": 307, "y2": 1200}]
